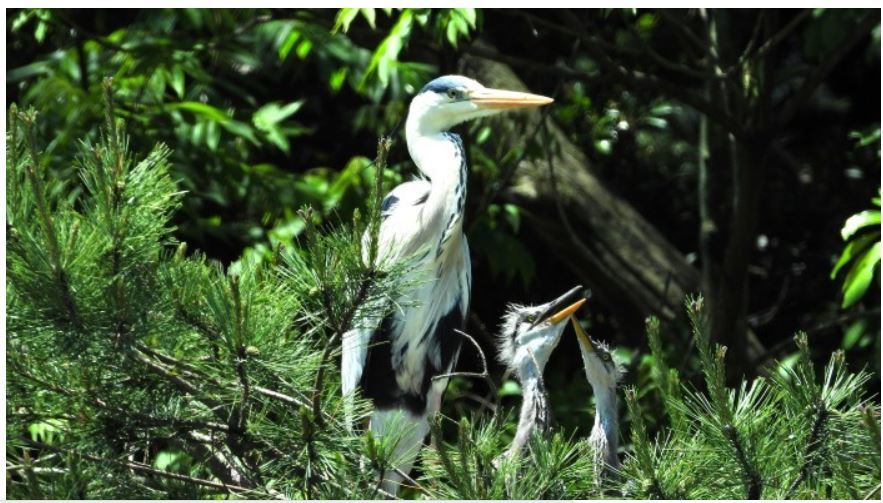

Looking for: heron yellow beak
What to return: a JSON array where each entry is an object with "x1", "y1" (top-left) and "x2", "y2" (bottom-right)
[
  {"x1": 469, "y1": 88, "x2": 554, "y2": 109},
  {"x1": 570, "y1": 316, "x2": 593, "y2": 353},
  {"x1": 546, "y1": 298, "x2": 586, "y2": 326}
]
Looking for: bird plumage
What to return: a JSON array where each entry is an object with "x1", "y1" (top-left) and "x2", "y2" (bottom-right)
[
  {"x1": 495, "y1": 286, "x2": 586, "y2": 460},
  {"x1": 571, "y1": 318, "x2": 623, "y2": 472},
  {"x1": 340, "y1": 75, "x2": 552, "y2": 493}
]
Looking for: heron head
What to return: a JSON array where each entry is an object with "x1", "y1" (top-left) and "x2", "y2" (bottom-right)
[
  {"x1": 497, "y1": 285, "x2": 586, "y2": 377},
  {"x1": 408, "y1": 75, "x2": 553, "y2": 134},
  {"x1": 570, "y1": 317, "x2": 622, "y2": 390}
]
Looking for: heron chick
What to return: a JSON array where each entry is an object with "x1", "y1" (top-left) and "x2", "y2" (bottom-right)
[
  {"x1": 496, "y1": 285, "x2": 586, "y2": 460},
  {"x1": 341, "y1": 75, "x2": 552, "y2": 494},
  {"x1": 570, "y1": 316, "x2": 622, "y2": 473}
]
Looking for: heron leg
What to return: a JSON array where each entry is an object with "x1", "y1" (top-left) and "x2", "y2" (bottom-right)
[{"x1": 369, "y1": 408, "x2": 430, "y2": 495}]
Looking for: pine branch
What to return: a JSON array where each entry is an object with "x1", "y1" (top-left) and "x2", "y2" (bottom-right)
[
  {"x1": 23, "y1": 439, "x2": 272, "y2": 498},
  {"x1": 624, "y1": 387, "x2": 668, "y2": 499},
  {"x1": 16, "y1": 110, "x2": 82, "y2": 329},
  {"x1": 785, "y1": 403, "x2": 829, "y2": 498}
]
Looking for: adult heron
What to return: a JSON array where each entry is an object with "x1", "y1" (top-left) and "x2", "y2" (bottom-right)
[
  {"x1": 341, "y1": 75, "x2": 552, "y2": 492},
  {"x1": 495, "y1": 286, "x2": 586, "y2": 460},
  {"x1": 570, "y1": 317, "x2": 622, "y2": 474}
]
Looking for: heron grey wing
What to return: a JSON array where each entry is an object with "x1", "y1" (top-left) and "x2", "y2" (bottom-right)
[
  {"x1": 342, "y1": 322, "x2": 377, "y2": 431},
  {"x1": 368, "y1": 179, "x2": 433, "y2": 267},
  {"x1": 342, "y1": 326, "x2": 372, "y2": 396}
]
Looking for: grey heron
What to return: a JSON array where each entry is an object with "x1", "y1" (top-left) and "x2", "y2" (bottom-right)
[
  {"x1": 495, "y1": 286, "x2": 586, "y2": 460},
  {"x1": 570, "y1": 316, "x2": 622, "y2": 474},
  {"x1": 341, "y1": 75, "x2": 553, "y2": 493}
]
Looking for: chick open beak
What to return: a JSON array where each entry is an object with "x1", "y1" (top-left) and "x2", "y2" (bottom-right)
[
  {"x1": 530, "y1": 285, "x2": 586, "y2": 328},
  {"x1": 547, "y1": 298, "x2": 586, "y2": 325},
  {"x1": 469, "y1": 88, "x2": 554, "y2": 109},
  {"x1": 570, "y1": 316, "x2": 594, "y2": 354}
]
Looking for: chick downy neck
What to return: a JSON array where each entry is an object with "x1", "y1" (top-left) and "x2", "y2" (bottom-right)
[
  {"x1": 507, "y1": 368, "x2": 552, "y2": 459},
  {"x1": 589, "y1": 382, "x2": 619, "y2": 470}
]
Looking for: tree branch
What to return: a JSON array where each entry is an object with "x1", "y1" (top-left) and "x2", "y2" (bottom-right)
[{"x1": 22, "y1": 440, "x2": 273, "y2": 497}]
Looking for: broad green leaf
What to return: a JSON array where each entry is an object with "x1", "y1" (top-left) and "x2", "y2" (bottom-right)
[
  {"x1": 841, "y1": 241, "x2": 881, "y2": 308},
  {"x1": 498, "y1": 380, "x2": 522, "y2": 397},
  {"x1": 476, "y1": 126, "x2": 491, "y2": 145},
  {"x1": 776, "y1": 352, "x2": 801, "y2": 380},
  {"x1": 168, "y1": 101, "x2": 229, "y2": 123},
  {"x1": 841, "y1": 209, "x2": 881, "y2": 240},
  {"x1": 360, "y1": 9, "x2": 413, "y2": 90},
  {"x1": 459, "y1": 8, "x2": 477, "y2": 28},
  {"x1": 34, "y1": 20, "x2": 47, "y2": 42},
  {"x1": 329, "y1": 67, "x2": 348, "y2": 92},
  {"x1": 154, "y1": 451, "x2": 183, "y2": 471},
  {"x1": 831, "y1": 233, "x2": 877, "y2": 278},
  {"x1": 253, "y1": 101, "x2": 304, "y2": 129},
  {"x1": 28, "y1": 419, "x2": 65, "y2": 444},
  {"x1": 841, "y1": 319, "x2": 868, "y2": 350},
  {"x1": 168, "y1": 66, "x2": 185, "y2": 99},
  {"x1": 221, "y1": 120, "x2": 259, "y2": 146},
  {"x1": 278, "y1": 31, "x2": 300, "y2": 60},
  {"x1": 6, "y1": 61, "x2": 52, "y2": 83},
  {"x1": 503, "y1": 204, "x2": 521, "y2": 233},
  {"x1": 360, "y1": 8, "x2": 376, "y2": 29},
  {"x1": 446, "y1": 20, "x2": 459, "y2": 47},
  {"x1": 333, "y1": 8, "x2": 360, "y2": 33},
  {"x1": 595, "y1": 138, "x2": 612, "y2": 155},
  {"x1": 296, "y1": 39, "x2": 313, "y2": 59},
  {"x1": 205, "y1": 120, "x2": 220, "y2": 151}
]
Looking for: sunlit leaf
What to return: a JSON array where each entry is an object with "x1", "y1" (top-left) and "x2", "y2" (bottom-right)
[
  {"x1": 168, "y1": 101, "x2": 229, "y2": 122},
  {"x1": 841, "y1": 319, "x2": 868, "y2": 350},
  {"x1": 360, "y1": 8, "x2": 376, "y2": 29},
  {"x1": 840, "y1": 209, "x2": 880, "y2": 240},
  {"x1": 498, "y1": 380, "x2": 522, "y2": 397},
  {"x1": 278, "y1": 30, "x2": 300, "y2": 60},
  {"x1": 831, "y1": 233, "x2": 877, "y2": 278},
  {"x1": 168, "y1": 65, "x2": 185, "y2": 98},
  {"x1": 333, "y1": 8, "x2": 360, "y2": 33},
  {"x1": 841, "y1": 241, "x2": 881, "y2": 308}
]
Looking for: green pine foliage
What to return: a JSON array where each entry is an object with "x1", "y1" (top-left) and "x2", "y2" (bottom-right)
[
  {"x1": 6, "y1": 90, "x2": 881, "y2": 499},
  {"x1": 618, "y1": 299, "x2": 880, "y2": 500},
  {"x1": 6, "y1": 80, "x2": 403, "y2": 499}
]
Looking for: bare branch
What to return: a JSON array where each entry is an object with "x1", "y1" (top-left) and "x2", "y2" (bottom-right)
[{"x1": 431, "y1": 329, "x2": 491, "y2": 383}]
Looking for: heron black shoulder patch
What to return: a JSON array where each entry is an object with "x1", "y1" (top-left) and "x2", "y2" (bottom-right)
[{"x1": 380, "y1": 194, "x2": 399, "y2": 217}]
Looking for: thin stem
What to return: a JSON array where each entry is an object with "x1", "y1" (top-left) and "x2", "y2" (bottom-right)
[{"x1": 431, "y1": 329, "x2": 492, "y2": 386}]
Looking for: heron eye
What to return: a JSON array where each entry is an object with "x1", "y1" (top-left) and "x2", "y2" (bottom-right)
[{"x1": 447, "y1": 88, "x2": 461, "y2": 100}]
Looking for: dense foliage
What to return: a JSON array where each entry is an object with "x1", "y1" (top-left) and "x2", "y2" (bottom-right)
[{"x1": 6, "y1": 7, "x2": 881, "y2": 499}]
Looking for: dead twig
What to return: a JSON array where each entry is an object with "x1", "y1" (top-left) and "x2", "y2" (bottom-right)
[{"x1": 431, "y1": 329, "x2": 491, "y2": 383}]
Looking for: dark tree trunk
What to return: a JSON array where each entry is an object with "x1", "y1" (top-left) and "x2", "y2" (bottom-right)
[{"x1": 460, "y1": 46, "x2": 702, "y2": 340}]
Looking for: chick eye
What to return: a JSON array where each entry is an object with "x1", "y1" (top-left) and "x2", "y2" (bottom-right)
[{"x1": 526, "y1": 315, "x2": 537, "y2": 324}]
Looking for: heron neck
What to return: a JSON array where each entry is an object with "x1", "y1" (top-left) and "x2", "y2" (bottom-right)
[
  {"x1": 405, "y1": 127, "x2": 468, "y2": 255},
  {"x1": 508, "y1": 374, "x2": 551, "y2": 459},
  {"x1": 590, "y1": 383, "x2": 619, "y2": 469}
]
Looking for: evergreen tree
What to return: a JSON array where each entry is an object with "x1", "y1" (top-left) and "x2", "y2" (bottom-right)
[{"x1": 6, "y1": 82, "x2": 880, "y2": 499}]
